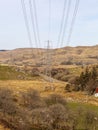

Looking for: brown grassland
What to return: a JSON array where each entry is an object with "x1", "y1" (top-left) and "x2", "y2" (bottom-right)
[{"x1": 0, "y1": 45, "x2": 98, "y2": 129}]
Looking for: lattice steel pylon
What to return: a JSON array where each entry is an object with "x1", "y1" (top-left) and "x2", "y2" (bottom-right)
[{"x1": 43, "y1": 40, "x2": 55, "y2": 91}]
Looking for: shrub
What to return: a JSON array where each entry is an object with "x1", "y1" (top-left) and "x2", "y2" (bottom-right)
[
  {"x1": 21, "y1": 89, "x2": 46, "y2": 110},
  {"x1": 44, "y1": 94, "x2": 67, "y2": 106},
  {"x1": 61, "y1": 61, "x2": 73, "y2": 65},
  {"x1": 31, "y1": 68, "x2": 39, "y2": 76},
  {"x1": 84, "y1": 110, "x2": 98, "y2": 130},
  {"x1": 49, "y1": 104, "x2": 70, "y2": 129},
  {"x1": 31, "y1": 108, "x2": 53, "y2": 130},
  {"x1": 0, "y1": 87, "x2": 18, "y2": 115},
  {"x1": 65, "y1": 83, "x2": 71, "y2": 92}
]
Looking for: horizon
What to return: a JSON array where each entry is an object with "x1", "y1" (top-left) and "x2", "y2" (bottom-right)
[{"x1": 0, "y1": 43, "x2": 98, "y2": 51}]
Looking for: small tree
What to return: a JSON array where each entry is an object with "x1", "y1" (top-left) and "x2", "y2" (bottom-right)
[
  {"x1": 91, "y1": 67, "x2": 97, "y2": 80},
  {"x1": 86, "y1": 79, "x2": 98, "y2": 95}
]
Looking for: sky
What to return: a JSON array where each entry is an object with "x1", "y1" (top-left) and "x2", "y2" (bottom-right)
[{"x1": 0, "y1": 0, "x2": 98, "y2": 49}]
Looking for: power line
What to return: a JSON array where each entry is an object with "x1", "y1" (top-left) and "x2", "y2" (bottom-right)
[
  {"x1": 29, "y1": 0, "x2": 38, "y2": 48},
  {"x1": 21, "y1": 0, "x2": 33, "y2": 47},
  {"x1": 48, "y1": 0, "x2": 51, "y2": 40},
  {"x1": 33, "y1": 0, "x2": 41, "y2": 47},
  {"x1": 57, "y1": 0, "x2": 67, "y2": 48},
  {"x1": 60, "y1": 0, "x2": 72, "y2": 48},
  {"x1": 66, "y1": 0, "x2": 80, "y2": 46}
]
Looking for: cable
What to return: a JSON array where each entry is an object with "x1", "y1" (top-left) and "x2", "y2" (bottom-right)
[
  {"x1": 29, "y1": 0, "x2": 38, "y2": 48},
  {"x1": 33, "y1": 0, "x2": 41, "y2": 47},
  {"x1": 21, "y1": 0, "x2": 33, "y2": 47},
  {"x1": 66, "y1": 0, "x2": 80, "y2": 46},
  {"x1": 48, "y1": 0, "x2": 51, "y2": 41},
  {"x1": 57, "y1": 0, "x2": 67, "y2": 48},
  {"x1": 60, "y1": 0, "x2": 72, "y2": 48}
]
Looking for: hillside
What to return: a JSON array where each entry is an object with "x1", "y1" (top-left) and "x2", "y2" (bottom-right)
[
  {"x1": 0, "y1": 45, "x2": 98, "y2": 68},
  {"x1": 0, "y1": 65, "x2": 38, "y2": 80},
  {"x1": 0, "y1": 46, "x2": 98, "y2": 130}
]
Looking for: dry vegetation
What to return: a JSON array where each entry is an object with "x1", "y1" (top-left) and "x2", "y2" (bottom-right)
[
  {"x1": 0, "y1": 45, "x2": 98, "y2": 68},
  {"x1": 0, "y1": 87, "x2": 98, "y2": 130},
  {"x1": 0, "y1": 125, "x2": 10, "y2": 130},
  {"x1": 0, "y1": 45, "x2": 98, "y2": 129}
]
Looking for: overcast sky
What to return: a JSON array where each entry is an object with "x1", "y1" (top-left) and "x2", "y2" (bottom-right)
[{"x1": 0, "y1": 0, "x2": 98, "y2": 49}]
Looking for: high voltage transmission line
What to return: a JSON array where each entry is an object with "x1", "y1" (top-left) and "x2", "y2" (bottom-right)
[
  {"x1": 58, "y1": 0, "x2": 80, "y2": 48},
  {"x1": 21, "y1": 0, "x2": 80, "y2": 63},
  {"x1": 48, "y1": 0, "x2": 51, "y2": 41},
  {"x1": 21, "y1": 0, "x2": 80, "y2": 49},
  {"x1": 20, "y1": 0, "x2": 80, "y2": 90},
  {"x1": 66, "y1": 0, "x2": 80, "y2": 46},
  {"x1": 21, "y1": 0, "x2": 33, "y2": 47},
  {"x1": 21, "y1": 0, "x2": 40, "y2": 49},
  {"x1": 29, "y1": 0, "x2": 40, "y2": 46},
  {"x1": 31, "y1": 0, "x2": 41, "y2": 46},
  {"x1": 60, "y1": 0, "x2": 72, "y2": 48},
  {"x1": 57, "y1": 0, "x2": 67, "y2": 48},
  {"x1": 29, "y1": 0, "x2": 38, "y2": 48}
]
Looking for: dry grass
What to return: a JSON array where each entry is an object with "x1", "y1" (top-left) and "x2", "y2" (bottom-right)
[
  {"x1": 0, "y1": 125, "x2": 10, "y2": 130},
  {"x1": 0, "y1": 79, "x2": 66, "y2": 129},
  {"x1": 0, "y1": 80, "x2": 66, "y2": 96},
  {"x1": 0, "y1": 46, "x2": 98, "y2": 129},
  {"x1": 0, "y1": 45, "x2": 98, "y2": 68},
  {"x1": 0, "y1": 79, "x2": 98, "y2": 129},
  {"x1": 0, "y1": 80, "x2": 98, "y2": 106}
]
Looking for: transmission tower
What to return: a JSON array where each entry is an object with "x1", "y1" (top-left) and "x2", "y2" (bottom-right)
[
  {"x1": 45, "y1": 40, "x2": 52, "y2": 79},
  {"x1": 43, "y1": 40, "x2": 54, "y2": 91}
]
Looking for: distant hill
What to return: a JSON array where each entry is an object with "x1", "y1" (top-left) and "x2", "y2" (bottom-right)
[
  {"x1": 0, "y1": 45, "x2": 98, "y2": 69},
  {"x1": 0, "y1": 50, "x2": 7, "y2": 52}
]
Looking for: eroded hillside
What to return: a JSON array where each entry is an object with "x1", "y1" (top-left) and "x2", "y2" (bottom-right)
[{"x1": 0, "y1": 45, "x2": 98, "y2": 68}]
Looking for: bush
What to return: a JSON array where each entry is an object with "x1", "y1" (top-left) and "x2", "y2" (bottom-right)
[
  {"x1": 0, "y1": 88, "x2": 98, "y2": 130},
  {"x1": 49, "y1": 104, "x2": 71, "y2": 129},
  {"x1": 61, "y1": 61, "x2": 73, "y2": 65},
  {"x1": 84, "y1": 110, "x2": 98, "y2": 130},
  {"x1": 0, "y1": 87, "x2": 18, "y2": 115},
  {"x1": 21, "y1": 89, "x2": 46, "y2": 109},
  {"x1": 0, "y1": 87, "x2": 31, "y2": 130},
  {"x1": 65, "y1": 83, "x2": 71, "y2": 92},
  {"x1": 31, "y1": 68, "x2": 39, "y2": 76},
  {"x1": 31, "y1": 108, "x2": 53, "y2": 130},
  {"x1": 44, "y1": 94, "x2": 67, "y2": 106}
]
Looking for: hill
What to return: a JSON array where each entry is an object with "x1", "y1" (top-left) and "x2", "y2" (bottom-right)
[
  {"x1": 0, "y1": 46, "x2": 98, "y2": 130},
  {"x1": 0, "y1": 45, "x2": 98, "y2": 68}
]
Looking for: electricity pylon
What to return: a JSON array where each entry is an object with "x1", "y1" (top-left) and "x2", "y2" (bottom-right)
[{"x1": 43, "y1": 40, "x2": 55, "y2": 91}]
